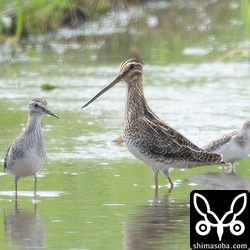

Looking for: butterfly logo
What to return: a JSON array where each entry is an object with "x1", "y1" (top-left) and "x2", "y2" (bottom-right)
[{"x1": 193, "y1": 193, "x2": 247, "y2": 241}]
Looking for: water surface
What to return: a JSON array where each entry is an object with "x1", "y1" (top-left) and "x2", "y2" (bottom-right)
[{"x1": 0, "y1": 1, "x2": 250, "y2": 249}]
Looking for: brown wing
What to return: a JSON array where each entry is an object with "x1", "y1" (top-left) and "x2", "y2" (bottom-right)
[{"x1": 139, "y1": 116, "x2": 222, "y2": 163}]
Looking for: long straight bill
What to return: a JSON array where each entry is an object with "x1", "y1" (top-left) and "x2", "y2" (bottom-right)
[{"x1": 82, "y1": 75, "x2": 121, "y2": 109}]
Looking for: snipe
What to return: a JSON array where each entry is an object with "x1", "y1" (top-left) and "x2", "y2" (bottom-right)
[
  {"x1": 203, "y1": 120, "x2": 250, "y2": 171},
  {"x1": 4, "y1": 98, "x2": 59, "y2": 198},
  {"x1": 82, "y1": 59, "x2": 224, "y2": 193}
]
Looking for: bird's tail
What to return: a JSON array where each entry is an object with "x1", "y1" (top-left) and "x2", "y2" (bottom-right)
[{"x1": 188, "y1": 150, "x2": 226, "y2": 168}]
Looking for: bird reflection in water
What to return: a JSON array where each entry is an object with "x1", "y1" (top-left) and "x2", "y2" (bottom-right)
[
  {"x1": 192, "y1": 170, "x2": 250, "y2": 190},
  {"x1": 124, "y1": 194, "x2": 189, "y2": 250},
  {"x1": 124, "y1": 170, "x2": 250, "y2": 249},
  {"x1": 4, "y1": 201, "x2": 46, "y2": 249}
]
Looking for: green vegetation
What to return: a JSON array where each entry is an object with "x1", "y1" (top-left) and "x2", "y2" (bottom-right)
[
  {"x1": 1, "y1": 0, "x2": 83, "y2": 40},
  {"x1": 0, "y1": 0, "x2": 144, "y2": 42},
  {"x1": 41, "y1": 83, "x2": 57, "y2": 90}
]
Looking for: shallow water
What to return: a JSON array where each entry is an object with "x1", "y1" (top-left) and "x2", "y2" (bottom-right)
[{"x1": 1, "y1": 1, "x2": 250, "y2": 249}]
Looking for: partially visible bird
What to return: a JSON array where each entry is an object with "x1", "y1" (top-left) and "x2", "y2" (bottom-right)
[
  {"x1": 82, "y1": 59, "x2": 224, "y2": 192},
  {"x1": 203, "y1": 120, "x2": 250, "y2": 170},
  {"x1": 3, "y1": 98, "x2": 59, "y2": 198}
]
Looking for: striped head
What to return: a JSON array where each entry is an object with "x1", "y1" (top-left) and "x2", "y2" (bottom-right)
[{"x1": 118, "y1": 59, "x2": 143, "y2": 83}]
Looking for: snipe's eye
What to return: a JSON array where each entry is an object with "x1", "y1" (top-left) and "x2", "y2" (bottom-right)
[
  {"x1": 130, "y1": 64, "x2": 135, "y2": 69},
  {"x1": 34, "y1": 103, "x2": 39, "y2": 108}
]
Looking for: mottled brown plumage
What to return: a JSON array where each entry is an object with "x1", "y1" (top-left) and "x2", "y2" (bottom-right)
[{"x1": 82, "y1": 59, "x2": 224, "y2": 191}]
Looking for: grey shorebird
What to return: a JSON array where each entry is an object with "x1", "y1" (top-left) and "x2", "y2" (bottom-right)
[
  {"x1": 3, "y1": 98, "x2": 59, "y2": 198},
  {"x1": 203, "y1": 120, "x2": 250, "y2": 170},
  {"x1": 82, "y1": 59, "x2": 224, "y2": 192}
]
